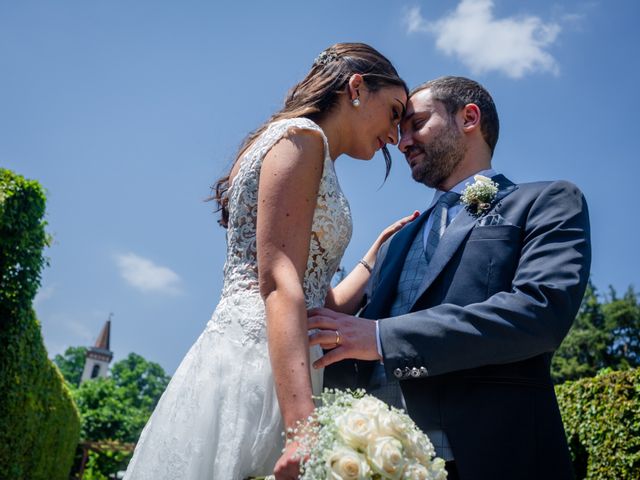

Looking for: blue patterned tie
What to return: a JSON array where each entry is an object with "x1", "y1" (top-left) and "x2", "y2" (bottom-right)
[{"x1": 424, "y1": 191, "x2": 461, "y2": 263}]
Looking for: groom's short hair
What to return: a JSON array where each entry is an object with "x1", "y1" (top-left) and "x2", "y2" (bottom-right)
[{"x1": 412, "y1": 76, "x2": 500, "y2": 155}]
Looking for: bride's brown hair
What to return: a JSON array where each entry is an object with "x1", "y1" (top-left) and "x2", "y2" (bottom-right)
[{"x1": 212, "y1": 42, "x2": 407, "y2": 227}]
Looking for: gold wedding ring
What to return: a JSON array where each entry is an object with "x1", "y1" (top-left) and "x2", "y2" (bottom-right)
[{"x1": 335, "y1": 329, "x2": 341, "y2": 346}]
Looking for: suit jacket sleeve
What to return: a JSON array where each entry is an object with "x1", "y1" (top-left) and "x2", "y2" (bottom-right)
[{"x1": 378, "y1": 180, "x2": 591, "y2": 378}]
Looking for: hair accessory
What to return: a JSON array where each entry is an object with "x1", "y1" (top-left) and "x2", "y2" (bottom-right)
[
  {"x1": 352, "y1": 98, "x2": 361, "y2": 107},
  {"x1": 314, "y1": 49, "x2": 339, "y2": 67}
]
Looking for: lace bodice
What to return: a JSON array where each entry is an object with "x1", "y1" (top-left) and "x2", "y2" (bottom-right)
[{"x1": 207, "y1": 118, "x2": 352, "y2": 342}]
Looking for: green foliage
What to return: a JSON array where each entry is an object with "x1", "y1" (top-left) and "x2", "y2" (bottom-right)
[
  {"x1": 81, "y1": 448, "x2": 132, "y2": 480},
  {"x1": 0, "y1": 168, "x2": 49, "y2": 321},
  {"x1": 53, "y1": 345, "x2": 88, "y2": 388},
  {"x1": 73, "y1": 377, "x2": 147, "y2": 444},
  {"x1": 556, "y1": 368, "x2": 640, "y2": 479},
  {"x1": 111, "y1": 352, "x2": 171, "y2": 412},
  {"x1": 67, "y1": 352, "x2": 170, "y2": 478},
  {"x1": 0, "y1": 169, "x2": 80, "y2": 479},
  {"x1": 552, "y1": 282, "x2": 608, "y2": 382},
  {"x1": 603, "y1": 286, "x2": 640, "y2": 369},
  {"x1": 69, "y1": 352, "x2": 170, "y2": 444},
  {"x1": 552, "y1": 281, "x2": 640, "y2": 383}
]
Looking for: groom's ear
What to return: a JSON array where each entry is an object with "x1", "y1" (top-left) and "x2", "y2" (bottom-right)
[{"x1": 460, "y1": 103, "x2": 481, "y2": 133}]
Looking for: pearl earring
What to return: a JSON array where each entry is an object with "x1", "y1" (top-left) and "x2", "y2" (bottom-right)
[{"x1": 352, "y1": 98, "x2": 361, "y2": 107}]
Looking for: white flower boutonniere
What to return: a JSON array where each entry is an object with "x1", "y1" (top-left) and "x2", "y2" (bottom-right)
[{"x1": 460, "y1": 174, "x2": 499, "y2": 217}]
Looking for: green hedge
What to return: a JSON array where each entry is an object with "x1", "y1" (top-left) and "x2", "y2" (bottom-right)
[
  {"x1": 556, "y1": 368, "x2": 640, "y2": 479},
  {"x1": 0, "y1": 169, "x2": 80, "y2": 479}
]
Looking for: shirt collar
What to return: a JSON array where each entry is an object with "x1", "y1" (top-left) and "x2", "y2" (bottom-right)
[{"x1": 429, "y1": 168, "x2": 498, "y2": 208}]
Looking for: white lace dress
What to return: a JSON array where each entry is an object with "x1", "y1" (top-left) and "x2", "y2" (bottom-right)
[{"x1": 123, "y1": 118, "x2": 352, "y2": 479}]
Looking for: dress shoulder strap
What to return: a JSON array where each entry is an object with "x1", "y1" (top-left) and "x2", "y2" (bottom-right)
[{"x1": 253, "y1": 117, "x2": 329, "y2": 164}]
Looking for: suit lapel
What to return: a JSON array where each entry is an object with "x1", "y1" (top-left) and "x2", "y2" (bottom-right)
[
  {"x1": 409, "y1": 174, "x2": 518, "y2": 310},
  {"x1": 490, "y1": 174, "x2": 518, "y2": 204},
  {"x1": 363, "y1": 208, "x2": 432, "y2": 319},
  {"x1": 364, "y1": 175, "x2": 519, "y2": 317}
]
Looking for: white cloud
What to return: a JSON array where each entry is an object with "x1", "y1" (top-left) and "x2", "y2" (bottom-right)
[
  {"x1": 115, "y1": 252, "x2": 183, "y2": 295},
  {"x1": 404, "y1": 1, "x2": 562, "y2": 79},
  {"x1": 405, "y1": 5, "x2": 430, "y2": 34}
]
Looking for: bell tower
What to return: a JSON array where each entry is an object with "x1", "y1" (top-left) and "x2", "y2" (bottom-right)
[{"x1": 80, "y1": 314, "x2": 113, "y2": 383}]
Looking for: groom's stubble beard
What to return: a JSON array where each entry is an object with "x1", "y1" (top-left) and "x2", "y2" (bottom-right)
[{"x1": 406, "y1": 120, "x2": 467, "y2": 189}]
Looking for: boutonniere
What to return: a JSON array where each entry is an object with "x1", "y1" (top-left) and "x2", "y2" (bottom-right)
[{"x1": 460, "y1": 174, "x2": 499, "y2": 217}]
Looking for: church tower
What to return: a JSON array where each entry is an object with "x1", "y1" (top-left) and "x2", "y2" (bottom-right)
[{"x1": 80, "y1": 316, "x2": 113, "y2": 383}]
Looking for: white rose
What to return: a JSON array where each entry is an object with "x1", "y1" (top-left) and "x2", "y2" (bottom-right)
[
  {"x1": 327, "y1": 446, "x2": 371, "y2": 480},
  {"x1": 335, "y1": 410, "x2": 377, "y2": 449},
  {"x1": 367, "y1": 436, "x2": 406, "y2": 480},
  {"x1": 403, "y1": 462, "x2": 430, "y2": 480},
  {"x1": 352, "y1": 396, "x2": 387, "y2": 417},
  {"x1": 403, "y1": 430, "x2": 435, "y2": 463},
  {"x1": 377, "y1": 409, "x2": 411, "y2": 440},
  {"x1": 473, "y1": 174, "x2": 492, "y2": 183}
]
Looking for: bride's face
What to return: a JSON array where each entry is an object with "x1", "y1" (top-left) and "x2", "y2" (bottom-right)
[{"x1": 348, "y1": 85, "x2": 407, "y2": 161}]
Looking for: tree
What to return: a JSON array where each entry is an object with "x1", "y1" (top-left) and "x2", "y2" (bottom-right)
[
  {"x1": 552, "y1": 282, "x2": 640, "y2": 384},
  {"x1": 111, "y1": 352, "x2": 170, "y2": 412},
  {"x1": 53, "y1": 346, "x2": 87, "y2": 387},
  {"x1": 66, "y1": 352, "x2": 170, "y2": 478},
  {"x1": 604, "y1": 286, "x2": 640, "y2": 370},
  {"x1": 63, "y1": 351, "x2": 170, "y2": 443},
  {"x1": 72, "y1": 377, "x2": 143, "y2": 443},
  {"x1": 552, "y1": 282, "x2": 609, "y2": 383}
]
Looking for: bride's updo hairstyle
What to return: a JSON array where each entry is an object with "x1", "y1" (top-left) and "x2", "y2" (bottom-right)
[{"x1": 213, "y1": 42, "x2": 407, "y2": 227}]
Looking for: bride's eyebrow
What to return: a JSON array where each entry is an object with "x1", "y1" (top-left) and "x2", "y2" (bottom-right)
[{"x1": 394, "y1": 98, "x2": 406, "y2": 116}]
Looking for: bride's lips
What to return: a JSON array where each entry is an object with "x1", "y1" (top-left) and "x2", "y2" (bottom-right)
[{"x1": 377, "y1": 138, "x2": 385, "y2": 150}]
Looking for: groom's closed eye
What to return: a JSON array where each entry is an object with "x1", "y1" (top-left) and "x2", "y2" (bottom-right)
[{"x1": 412, "y1": 113, "x2": 429, "y2": 128}]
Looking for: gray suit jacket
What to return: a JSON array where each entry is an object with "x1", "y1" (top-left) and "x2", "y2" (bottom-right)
[{"x1": 325, "y1": 175, "x2": 590, "y2": 479}]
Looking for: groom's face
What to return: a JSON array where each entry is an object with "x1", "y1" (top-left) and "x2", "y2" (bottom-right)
[{"x1": 398, "y1": 89, "x2": 467, "y2": 189}]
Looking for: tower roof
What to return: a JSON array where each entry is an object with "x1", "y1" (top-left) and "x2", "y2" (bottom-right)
[{"x1": 95, "y1": 319, "x2": 111, "y2": 350}]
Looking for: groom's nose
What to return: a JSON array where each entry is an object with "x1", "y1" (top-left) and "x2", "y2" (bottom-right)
[{"x1": 398, "y1": 132, "x2": 413, "y2": 153}]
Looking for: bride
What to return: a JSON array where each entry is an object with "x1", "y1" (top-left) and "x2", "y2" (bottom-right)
[{"x1": 123, "y1": 43, "x2": 410, "y2": 479}]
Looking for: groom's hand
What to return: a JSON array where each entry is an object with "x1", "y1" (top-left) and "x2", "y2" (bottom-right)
[{"x1": 307, "y1": 307, "x2": 380, "y2": 368}]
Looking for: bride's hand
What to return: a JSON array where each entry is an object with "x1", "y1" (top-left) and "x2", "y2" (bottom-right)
[
  {"x1": 362, "y1": 211, "x2": 420, "y2": 266},
  {"x1": 375, "y1": 210, "x2": 420, "y2": 247},
  {"x1": 273, "y1": 440, "x2": 304, "y2": 480}
]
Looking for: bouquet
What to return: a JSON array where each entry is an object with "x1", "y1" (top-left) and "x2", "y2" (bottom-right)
[{"x1": 285, "y1": 389, "x2": 447, "y2": 480}]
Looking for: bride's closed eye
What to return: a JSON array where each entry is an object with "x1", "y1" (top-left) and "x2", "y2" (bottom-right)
[{"x1": 392, "y1": 107, "x2": 401, "y2": 124}]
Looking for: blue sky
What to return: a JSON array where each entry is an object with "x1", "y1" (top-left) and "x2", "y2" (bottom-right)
[{"x1": 2, "y1": 0, "x2": 638, "y2": 374}]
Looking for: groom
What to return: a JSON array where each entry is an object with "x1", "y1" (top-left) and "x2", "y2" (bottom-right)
[{"x1": 309, "y1": 76, "x2": 590, "y2": 479}]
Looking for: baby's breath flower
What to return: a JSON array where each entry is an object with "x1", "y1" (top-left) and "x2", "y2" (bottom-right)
[{"x1": 460, "y1": 174, "x2": 499, "y2": 217}]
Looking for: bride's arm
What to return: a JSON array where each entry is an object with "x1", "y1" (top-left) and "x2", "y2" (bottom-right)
[
  {"x1": 324, "y1": 211, "x2": 419, "y2": 314},
  {"x1": 256, "y1": 130, "x2": 325, "y2": 476}
]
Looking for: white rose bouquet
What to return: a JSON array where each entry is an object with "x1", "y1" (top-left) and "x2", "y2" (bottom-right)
[{"x1": 288, "y1": 389, "x2": 447, "y2": 480}]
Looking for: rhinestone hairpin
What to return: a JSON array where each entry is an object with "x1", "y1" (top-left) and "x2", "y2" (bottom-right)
[{"x1": 314, "y1": 49, "x2": 339, "y2": 66}]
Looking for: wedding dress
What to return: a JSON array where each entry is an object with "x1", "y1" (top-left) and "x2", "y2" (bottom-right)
[{"x1": 124, "y1": 118, "x2": 352, "y2": 479}]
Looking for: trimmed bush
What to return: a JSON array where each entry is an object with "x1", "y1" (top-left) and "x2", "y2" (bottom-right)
[
  {"x1": 0, "y1": 168, "x2": 80, "y2": 479},
  {"x1": 556, "y1": 368, "x2": 640, "y2": 479}
]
